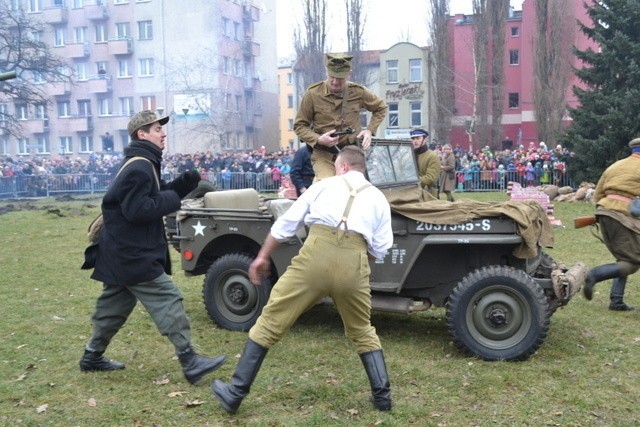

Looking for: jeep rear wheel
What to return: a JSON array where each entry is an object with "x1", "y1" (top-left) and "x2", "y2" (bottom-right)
[
  {"x1": 202, "y1": 253, "x2": 271, "y2": 331},
  {"x1": 446, "y1": 265, "x2": 550, "y2": 361}
]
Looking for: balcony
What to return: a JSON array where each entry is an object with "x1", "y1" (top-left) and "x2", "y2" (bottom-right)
[
  {"x1": 242, "y1": 40, "x2": 260, "y2": 57},
  {"x1": 243, "y1": 3, "x2": 260, "y2": 22},
  {"x1": 43, "y1": 5, "x2": 68, "y2": 24},
  {"x1": 22, "y1": 118, "x2": 49, "y2": 134},
  {"x1": 108, "y1": 37, "x2": 132, "y2": 56},
  {"x1": 85, "y1": 2, "x2": 108, "y2": 21},
  {"x1": 48, "y1": 81, "x2": 70, "y2": 96},
  {"x1": 67, "y1": 42, "x2": 90, "y2": 58},
  {"x1": 69, "y1": 116, "x2": 93, "y2": 133},
  {"x1": 88, "y1": 75, "x2": 112, "y2": 93}
]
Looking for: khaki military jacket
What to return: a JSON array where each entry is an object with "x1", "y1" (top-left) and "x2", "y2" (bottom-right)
[
  {"x1": 415, "y1": 147, "x2": 441, "y2": 189},
  {"x1": 294, "y1": 80, "x2": 387, "y2": 148}
]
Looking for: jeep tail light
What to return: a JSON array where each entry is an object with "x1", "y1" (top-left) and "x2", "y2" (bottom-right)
[{"x1": 183, "y1": 250, "x2": 194, "y2": 261}]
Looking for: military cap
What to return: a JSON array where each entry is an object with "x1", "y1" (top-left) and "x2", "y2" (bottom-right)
[
  {"x1": 127, "y1": 110, "x2": 169, "y2": 136},
  {"x1": 629, "y1": 137, "x2": 640, "y2": 150},
  {"x1": 410, "y1": 128, "x2": 429, "y2": 138},
  {"x1": 326, "y1": 53, "x2": 353, "y2": 78}
]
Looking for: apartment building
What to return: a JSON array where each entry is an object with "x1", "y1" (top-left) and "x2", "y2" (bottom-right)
[
  {"x1": 277, "y1": 63, "x2": 295, "y2": 149},
  {"x1": 1, "y1": 0, "x2": 278, "y2": 158}
]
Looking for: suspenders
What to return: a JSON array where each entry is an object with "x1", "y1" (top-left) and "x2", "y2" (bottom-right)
[{"x1": 334, "y1": 176, "x2": 371, "y2": 233}]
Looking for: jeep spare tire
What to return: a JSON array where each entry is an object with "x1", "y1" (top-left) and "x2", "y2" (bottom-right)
[
  {"x1": 446, "y1": 265, "x2": 550, "y2": 361},
  {"x1": 202, "y1": 253, "x2": 271, "y2": 331}
]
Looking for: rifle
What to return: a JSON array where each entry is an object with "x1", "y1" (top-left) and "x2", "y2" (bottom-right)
[
  {"x1": 0, "y1": 71, "x2": 17, "y2": 81},
  {"x1": 574, "y1": 216, "x2": 597, "y2": 229}
]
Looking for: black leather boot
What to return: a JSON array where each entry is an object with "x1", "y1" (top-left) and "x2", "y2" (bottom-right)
[
  {"x1": 212, "y1": 339, "x2": 268, "y2": 414},
  {"x1": 583, "y1": 264, "x2": 622, "y2": 301},
  {"x1": 360, "y1": 349, "x2": 392, "y2": 411},
  {"x1": 79, "y1": 349, "x2": 125, "y2": 372},
  {"x1": 178, "y1": 347, "x2": 227, "y2": 385},
  {"x1": 609, "y1": 277, "x2": 635, "y2": 311}
]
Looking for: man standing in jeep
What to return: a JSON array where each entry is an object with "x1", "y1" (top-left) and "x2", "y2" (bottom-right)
[{"x1": 294, "y1": 53, "x2": 387, "y2": 181}]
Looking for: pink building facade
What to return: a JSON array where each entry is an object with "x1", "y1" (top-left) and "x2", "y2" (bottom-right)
[{"x1": 448, "y1": 0, "x2": 596, "y2": 151}]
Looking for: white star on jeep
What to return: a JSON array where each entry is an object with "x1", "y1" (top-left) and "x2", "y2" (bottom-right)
[{"x1": 192, "y1": 221, "x2": 206, "y2": 236}]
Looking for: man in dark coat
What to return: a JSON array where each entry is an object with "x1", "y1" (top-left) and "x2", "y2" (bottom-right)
[
  {"x1": 79, "y1": 110, "x2": 226, "y2": 384},
  {"x1": 289, "y1": 143, "x2": 314, "y2": 197}
]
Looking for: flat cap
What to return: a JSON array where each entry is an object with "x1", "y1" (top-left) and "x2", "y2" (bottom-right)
[
  {"x1": 629, "y1": 137, "x2": 640, "y2": 149},
  {"x1": 326, "y1": 53, "x2": 353, "y2": 78},
  {"x1": 127, "y1": 110, "x2": 169, "y2": 136}
]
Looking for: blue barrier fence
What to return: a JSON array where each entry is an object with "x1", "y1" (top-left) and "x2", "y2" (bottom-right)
[{"x1": 0, "y1": 170, "x2": 574, "y2": 200}]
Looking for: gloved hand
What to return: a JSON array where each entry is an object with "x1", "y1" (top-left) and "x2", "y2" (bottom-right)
[{"x1": 171, "y1": 170, "x2": 202, "y2": 199}]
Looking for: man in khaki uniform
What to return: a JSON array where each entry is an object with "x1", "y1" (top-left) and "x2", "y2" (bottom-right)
[
  {"x1": 583, "y1": 137, "x2": 640, "y2": 311},
  {"x1": 294, "y1": 53, "x2": 387, "y2": 181},
  {"x1": 410, "y1": 128, "x2": 440, "y2": 197}
]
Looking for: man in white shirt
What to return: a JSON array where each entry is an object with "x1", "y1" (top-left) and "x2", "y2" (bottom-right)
[{"x1": 212, "y1": 146, "x2": 394, "y2": 413}]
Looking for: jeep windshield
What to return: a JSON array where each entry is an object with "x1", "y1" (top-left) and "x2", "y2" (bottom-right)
[{"x1": 365, "y1": 139, "x2": 420, "y2": 189}]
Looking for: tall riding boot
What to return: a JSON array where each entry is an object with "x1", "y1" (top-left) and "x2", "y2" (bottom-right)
[
  {"x1": 583, "y1": 263, "x2": 622, "y2": 301},
  {"x1": 178, "y1": 346, "x2": 227, "y2": 385},
  {"x1": 212, "y1": 339, "x2": 268, "y2": 414},
  {"x1": 79, "y1": 349, "x2": 125, "y2": 372},
  {"x1": 609, "y1": 277, "x2": 635, "y2": 311},
  {"x1": 359, "y1": 349, "x2": 392, "y2": 411}
]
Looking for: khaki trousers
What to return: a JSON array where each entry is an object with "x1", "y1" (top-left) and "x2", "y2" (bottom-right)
[
  {"x1": 249, "y1": 225, "x2": 382, "y2": 354},
  {"x1": 311, "y1": 149, "x2": 337, "y2": 182}
]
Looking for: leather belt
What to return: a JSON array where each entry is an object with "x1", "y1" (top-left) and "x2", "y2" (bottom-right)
[{"x1": 606, "y1": 194, "x2": 634, "y2": 203}]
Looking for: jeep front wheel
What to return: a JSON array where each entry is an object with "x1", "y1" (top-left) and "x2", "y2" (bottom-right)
[
  {"x1": 202, "y1": 253, "x2": 271, "y2": 331},
  {"x1": 446, "y1": 265, "x2": 550, "y2": 361}
]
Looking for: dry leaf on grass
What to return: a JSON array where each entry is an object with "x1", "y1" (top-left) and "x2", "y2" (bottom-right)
[
  {"x1": 346, "y1": 408, "x2": 359, "y2": 416},
  {"x1": 36, "y1": 404, "x2": 48, "y2": 413},
  {"x1": 185, "y1": 399, "x2": 205, "y2": 407},
  {"x1": 167, "y1": 391, "x2": 187, "y2": 398},
  {"x1": 153, "y1": 377, "x2": 170, "y2": 386},
  {"x1": 87, "y1": 398, "x2": 97, "y2": 407}
]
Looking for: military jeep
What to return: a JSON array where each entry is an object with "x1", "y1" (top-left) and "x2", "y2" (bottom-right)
[{"x1": 166, "y1": 139, "x2": 584, "y2": 361}]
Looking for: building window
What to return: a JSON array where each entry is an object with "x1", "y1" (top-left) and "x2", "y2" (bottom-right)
[
  {"x1": 140, "y1": 96, "x2": 155, "y2": 111},
  {"x1": 0, "y1": 138, "x2": 7, "y2": 155},
  {"x1": 388, "y1": 103, "x2": 398, "y2": 127},
  {"x1": 95, "y1": 24, "x2": 107, "y2": 43},
  {"x1": 96, "y1": 61, "x2": 107, "y2": 76},
  {"x1": 222, "y1": 17, "x2": 231, "y2": 37},
  {"x1": 76, "y1": 62, "x2": 88, "y2": 81},
  {"x1": 54, "y1": 27, "x2": 66, "y2": 46},
  {"x1": 386, "y1": 60, "x2": 398, "y2": 84},
  {"x1": 138, "y1": 20, "x2": 153, "y2": 40},
  {"x1": 17, "y1": 138, "x2": 29, "y2": 155},
  {"x1": 223, "y1": 57, "x2": 230, "y2": 75},
  {"x1": 115, "y1": 22, "x2": 130, "y2": 39},
  {"x1": 59, "y1": 136, "x2": 72, "y2": 155},
  {"x1": 33, "y1": 71, "x2": 46, "y2": 84},
  {"x1": 235, "y1": 59, "x2": 243, "y2": 77},
  {"x1": 8, "y1": 0, "x2": 20, "y2": 11},
  {"x1": 138, "y1": 58, "x2": 154, "y2": 76},
  {"x1": 118, "y1": 59, "x2": 132, "y2": 78},
  {"x1": 73, "y1": 0, "x2": 83, "y2": 7},
  {"x1": 287, "y1": 94, "x2": 293, "y2": 109},
  {"x1": 509, "y1": 49, "x2": 519, "y2": 65},
  {"x1": 287, "y1": 72, "x2": 292, "y2": 84},
  {"x1": 36, "y1": 136, "x2": 49, "y2": 154},
  {"x1": 410, "y1": 102, "x2": 422, "y2": 127},
  {"x1": 409, "y1": 58, "x2": 422, "y2": 82},
  {"x1": 508, "y1": 93, "x2": 519, "y2": 108},
  {"x1": 511, "y1": 26, "x2": 519, "y2": 37},
  {"x1": 98, "y1": 98, "x2": 112, "y2": 116},
  {"x1": 28, "y1": 0, "x2": 42, "y2": 13},
  {"x1": 288, "y1": 119, "x2": 293, "y2": 131},
  {"x1": 34, "y1": 103, "x2": 47, "y2": 119},
  {"x1": 114, "y1": 0, "x2": 128, "y2": 4},
  {"x1": 80, "y1": 135, "x2": 93, "y2": 153},
  {"x1": 74, "y1": 26, "x2": 87, "y2": 43},
  {"x1": 234, "y1": 22, "x2": 241, "y2": 40},
  {"x1": 235, "y1": 95, "x2": 242, "y2": 112},
  {"x1": 77, "y1": 99, "x2": 91, "y2": 117},
  {"x1": 119, "y1": 97, "x2": 134, "y2": 116},
  {"x1": 16, "y1": 104, "x2": 28, "y2": 120},
  {"x1": 57, "y1": 101, "x2": 70, "y2": 118}
]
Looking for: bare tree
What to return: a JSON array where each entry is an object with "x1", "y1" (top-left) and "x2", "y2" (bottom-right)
[
  {"x1": 533, "y1": 0, "x2": 572, "y2": 147},
  {"x1": 429, "y1": 0, "x2": 454, "y2": 145},
  {"x1": 294, "y1": 0, "x2": 328, "y2": 92},
  {"x1": 345, "y1": 0, "x2": 370, "y2": 85},
  {"x1": 471, "y1": 0, "x2": 490, "y2": 149},
  {"x1": 488, "y1": 0, "x2": 508, "y2": 148},
  {"x1": 0, "y1": 8, "x2": 69, "y2": 138}
]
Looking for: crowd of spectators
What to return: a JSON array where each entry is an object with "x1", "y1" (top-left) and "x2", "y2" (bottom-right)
[{"x1": 0, "y1": 140, "x2": 574, "y2": 197}]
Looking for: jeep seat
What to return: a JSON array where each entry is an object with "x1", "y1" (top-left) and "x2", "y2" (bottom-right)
[{"x1": 203, "y1": 188, "x2": 260, "y2": 210}]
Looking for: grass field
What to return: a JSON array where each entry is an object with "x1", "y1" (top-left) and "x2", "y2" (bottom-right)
[{"x1": 1, "y1": 192, "x2": 639, "y2": 426}]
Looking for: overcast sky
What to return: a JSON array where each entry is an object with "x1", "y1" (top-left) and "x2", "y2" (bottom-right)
[{"x1": 276, "y1": 0, "x2": 525, "y2": 59}]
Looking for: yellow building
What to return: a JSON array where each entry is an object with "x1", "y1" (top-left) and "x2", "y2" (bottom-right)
[{"x1": 277, "y1": 64, "x2": 296, "y2": 149}]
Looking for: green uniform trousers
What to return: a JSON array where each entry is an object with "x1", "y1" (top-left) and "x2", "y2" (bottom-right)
[
  {"x1": 311, "y1": 149, "x2": 338, "y2": 182},
  {"x1": 249, "y1": 224, "x2": 382, "y2": 354},
  {"x1": 86, "y1": 273, "x2": 191, "y2": 353},
  {"x1": 599, "y1": 216, "x2": 640, "y2": 276}
]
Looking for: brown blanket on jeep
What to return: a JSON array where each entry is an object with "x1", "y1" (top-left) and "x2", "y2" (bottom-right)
[{"x1": 382, "y1": 185, "x2": 554, "y2": 259}]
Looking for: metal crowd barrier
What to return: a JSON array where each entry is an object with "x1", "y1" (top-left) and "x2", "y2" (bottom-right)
[{"x1": 0, "y1": 170, "x2": 574, "y2": 200}]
